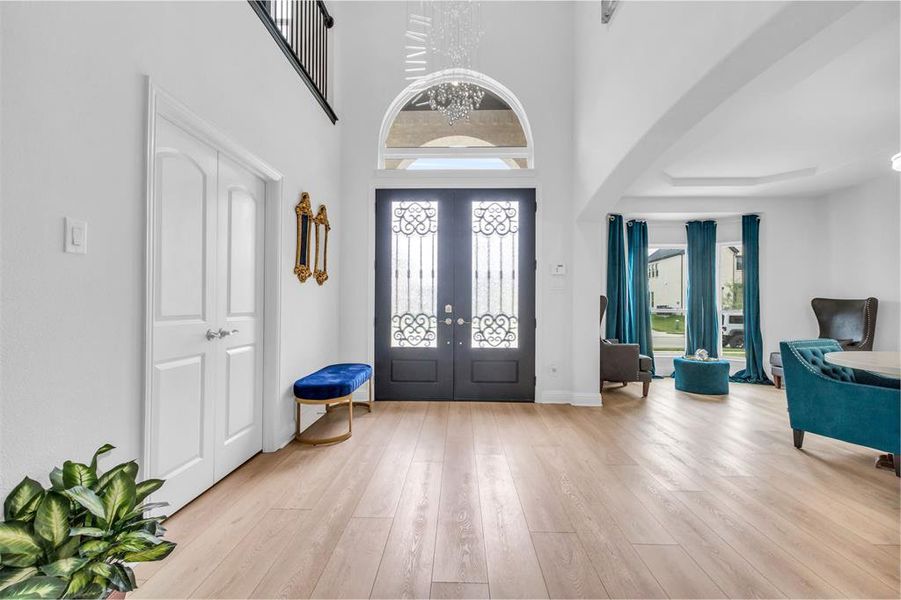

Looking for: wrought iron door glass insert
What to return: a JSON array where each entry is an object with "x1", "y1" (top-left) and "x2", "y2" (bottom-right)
[
  {"x1": 391, "y1": 201, "x2": 439, "y2": 347},
  {"x1": 472, "y1": 200, "x2": 519, "y2": 348}
]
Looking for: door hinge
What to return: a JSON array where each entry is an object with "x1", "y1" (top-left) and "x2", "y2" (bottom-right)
[{"x1": 533, "y1": 375, "x2": 537, "y2": 386}]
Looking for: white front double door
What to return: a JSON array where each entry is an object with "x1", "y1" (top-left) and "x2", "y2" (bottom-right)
[{"x1": 148, "y1": 118, "x2": 265, "y2": 513}]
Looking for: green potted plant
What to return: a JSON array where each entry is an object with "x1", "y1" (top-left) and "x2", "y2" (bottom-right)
[{"x1": 0, "y1": 444, "x2": 176, "y2": 598}]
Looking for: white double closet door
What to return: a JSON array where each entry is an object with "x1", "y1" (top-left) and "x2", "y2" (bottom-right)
[{"x1": 149, "y1": 117, "x2": 265, "y2": 513}]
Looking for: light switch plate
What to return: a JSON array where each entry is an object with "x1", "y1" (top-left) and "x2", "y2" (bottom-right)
[{"x1": 65, "y1": 218, "x2": 87, "y2": 254}]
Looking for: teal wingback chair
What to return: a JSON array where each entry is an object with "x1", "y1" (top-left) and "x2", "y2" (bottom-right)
[{"x1": 780, "y1": 339, "x2": 900, "y2": 476}]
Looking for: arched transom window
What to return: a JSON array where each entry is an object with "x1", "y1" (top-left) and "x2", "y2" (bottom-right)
[{"x1": 378, "y1": 70, "x2": 533, "y2": 170}]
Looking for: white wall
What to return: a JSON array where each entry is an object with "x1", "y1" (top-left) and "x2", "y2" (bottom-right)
[
  {"x1": 333, "y1": 1, "x2": 577, "y2": 403},
  {"x1": 0, "y1": 1, "x2": 341, "y2": 496},
  {"x1": 823, "y1": 174, "x2": 901, "y2": 351}
]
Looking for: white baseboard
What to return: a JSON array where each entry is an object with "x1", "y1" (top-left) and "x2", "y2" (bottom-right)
[
  {"x1": 538, "y1": 390, "x2": 571, "y2": 404},
  {"x1": 570, "y1": 392, "x2": 602, "y2": 407},
  {"x1": 538, "y1": 390, "x2": 602, "y2": 407}
]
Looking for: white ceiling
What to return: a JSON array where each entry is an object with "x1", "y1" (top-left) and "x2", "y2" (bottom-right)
[{"x1": 625, "y1": 8, "x2": 900, "y2": 199}]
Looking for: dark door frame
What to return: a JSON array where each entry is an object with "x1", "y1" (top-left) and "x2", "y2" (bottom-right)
[{"x1": 371, "y1": 182, "x2": 539, "y2": 402}]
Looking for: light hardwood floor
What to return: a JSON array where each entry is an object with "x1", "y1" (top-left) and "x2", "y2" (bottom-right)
[{"x1": 133, "y1": 380, "x2": 900, "y2": 599}]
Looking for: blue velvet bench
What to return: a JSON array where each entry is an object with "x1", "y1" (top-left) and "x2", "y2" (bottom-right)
[
  {"x1": 293, "y1": 363, "x2": 373, "y2": 445},
  {"x1": 674, "y1": 356, "x2": 730, "y2": 395}
]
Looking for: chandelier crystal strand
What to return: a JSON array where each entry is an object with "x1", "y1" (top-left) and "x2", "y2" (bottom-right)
[{"x1": 424, "y1": 1, "x2": 485, "y2": 125}]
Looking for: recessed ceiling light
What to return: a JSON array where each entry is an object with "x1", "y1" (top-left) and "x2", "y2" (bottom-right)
[{"x1": 892, "y1": 152, "x2": 901, "y2": 172}]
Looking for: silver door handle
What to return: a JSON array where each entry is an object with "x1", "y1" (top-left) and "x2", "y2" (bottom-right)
[
  {"x1": 205, "y1": 329, "x2": 221, "y2": 341},
  {"x1": 444, "y1": 318, "x2": 453, "y2": 325},
  {"x1": 218, "y1": 328, "x2": 239, "y2": 338},
  {"x1": 456, "y1": 318, "x2": 470, "y2": 325}
]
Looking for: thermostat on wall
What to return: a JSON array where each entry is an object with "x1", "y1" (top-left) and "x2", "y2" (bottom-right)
[{"x1": 551, "y1": 263, "x2": 566, "y2": 276}]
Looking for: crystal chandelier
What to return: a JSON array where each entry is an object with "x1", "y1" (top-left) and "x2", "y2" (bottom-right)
[
  {"x1": 428, "y1": 81, "x2": 485, "y2": 125},
  {"x1": 405, "y1": 1, "x2": 485, "y2": 125}
]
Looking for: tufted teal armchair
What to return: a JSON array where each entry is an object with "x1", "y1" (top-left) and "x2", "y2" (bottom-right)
[{"x1": 780, "y1": 339, "x2": 900, "y2": 476}]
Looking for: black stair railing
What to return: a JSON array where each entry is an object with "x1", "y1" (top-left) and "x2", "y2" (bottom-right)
[{"x1": 249, "y1": 0, "x2": 337, "y2": 123}]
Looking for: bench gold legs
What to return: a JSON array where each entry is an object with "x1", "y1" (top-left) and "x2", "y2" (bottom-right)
[{"x1": 295, "y1": 380, "x2": 373, "y2": 446}]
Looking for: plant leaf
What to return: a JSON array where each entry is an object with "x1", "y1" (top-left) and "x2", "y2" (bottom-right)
[
  {"x1": 102, "y1": 472, "x2": 136, "y2": 524},
  {"x1": 134, "y1": 479, "x2": 164, "y2": 504},
  {"x1": 89, "y1": 444, "x2": 115, "y2": 473},
  {"x1": 0, "y1": 567, "x2": 39, "y2": 593},
  {"x1": 0, "y1": 523, "x2": 42, "y2": 556},
  {"x1": 48, "y1": 468, "x2": 65, "y2": 492},
  {"x1": 62, "y1": 568, "x2": 91, "y2": 597},
  {"x1": 108, "y1": 563, "x2": 135, "y2": 592},
  {"x1": 88, "y1": 561, "x2": 112, "y2": 581},
  {"x1": 1, "y1": 575, "x2": 67, "y2": 599},
  {"x1": 34, "y1": 492, "x2": 70, "y2": 547},
  {"x1": 121, "y1": 540, "x2": 176, "y2": 563},
  {"x1": 0, "y1": 554, "x2": 39, "y2": 568},
  {"x1": 39, "y1": 557, "x2": 87, "y2": 578},
  {"x1": 51, "y1": 535, "x2": 80, "y2": 561},
  {"x1": 62, "y1": 462, "x2": 97, "y2": 490},
  {"x1": 95, "y1": 462, "x2": 138, "y2": 492},
  {"x1": 3, "y1": 478, "x2": 44, "y2": 522},
  {"x1": 78, "y1": 540, "x2": 110, "y2": 558},
  {"x1": 68, "y1": 527, "x2": 103, "y2": 538},
  {"x1": 63, "y1": 487, "x2": 105, "y2": 522},
  {"x1": 121, "y1": 501, "x2": 169, "y2": 521}
]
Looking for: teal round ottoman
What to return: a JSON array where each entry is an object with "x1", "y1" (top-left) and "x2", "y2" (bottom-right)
[{"x1": 674, "y1": 357, "x2": 730, "y2": 395}]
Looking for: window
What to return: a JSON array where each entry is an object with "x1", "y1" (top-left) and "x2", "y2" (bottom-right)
[
  {"x1": 719, "y1": 244, "x2": 745, "y2": 359},
  {"x1": 647, "y1": 247, "x2": 686, "y2": 355},
  {"x1": 379, "y1": 71, "x2": 533, "y2": 170},
  {"x1": 471, "y1": 200, "x2": 520, "y2": 348},
  {"x1": 390, "y1": 201, "x2": 439, "y2": 347}
]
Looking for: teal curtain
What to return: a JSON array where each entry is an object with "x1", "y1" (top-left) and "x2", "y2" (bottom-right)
[
  {"x1": 686, "y1": 220, "x2": 719, "y2": 357},
  {"x1": 605, "y1": 214, "x2": 628, "y2": 341},
  {"x1": 626, "y1": 220, "x2": 655, "y2": 374},
  {"x1": 731, "y1": 215, "x2": 772, "y2": 384}
]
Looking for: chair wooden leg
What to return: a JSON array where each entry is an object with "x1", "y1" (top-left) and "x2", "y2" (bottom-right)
[
  {"x1": 894, "y1": 454, "x2": 900, "y2": 478},
  {"x1": 774, "y1": 374, "x2": 782, "y2": 389},
  {"x1": 642, "y1": 380, "x2": 650, "y2": 398},
  {"x1": 793, "y1": 429, "x2": 804, "y2": 449}
]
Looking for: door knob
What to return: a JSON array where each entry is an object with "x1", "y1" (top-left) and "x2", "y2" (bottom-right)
[
  {"x1": 218, "y1": 328, "x2": 239, "y2": 338},
  {"x1": 456, "y1": 318, "x2": 470, "y2": 325},
  {"x1": 205, "y1": 329, "x2": 221, "y2": 341},
  {"x1": 444, "y1": 318, "x2": 453, "y2": 325}
]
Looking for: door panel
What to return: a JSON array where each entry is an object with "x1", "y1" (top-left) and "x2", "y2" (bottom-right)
[
  {"x1": 225, "y1": 345, "x2": 256, "y2": 439},
  {"x1": 214, "y1": 155, "x2": 265, "y2": 480},
  {"x1": 374, "y1": 188, "x2": 535, "y2": 401},
  {"x1": 375, "y1": 189, "x2": 454, "y2": 400},
  {"x1": 453, "y1": 189, "x2": 535, "y2": 400},
  {"x1": 226, "y1": 187, "x2": 257, "y2": 316},
  {"x1": 156, "y1": 153, "x2": 208, "y2": 321},
  {"x1": 152, "y1": 356, "x2": 205, "y2": 479},
  {"x1": 150, "y1": 118, "x2": 219, "y2": 512}
]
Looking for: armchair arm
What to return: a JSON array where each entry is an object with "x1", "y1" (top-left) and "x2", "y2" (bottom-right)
[
  {"x1": 781, "y1": 343, "x2": 900, "y2": 454},
  {"x1": 600, "y1": 342, "x2": 640, "y2": 382}
]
